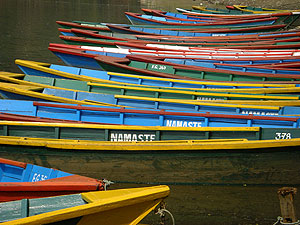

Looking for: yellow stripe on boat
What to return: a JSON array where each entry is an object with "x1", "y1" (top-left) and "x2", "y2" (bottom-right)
[
  {"x1": 0, "y1": 121, "x2": 260, "y2": 131},
  {"x1": 114, "y1": 95, "x2": 281, "y2": 110},
  {"x1": 88, "y1": 81, "x2": 300, "y2": 94},
  {"x1": 0, "y1": 136, "x2": 300, "y2": 151},
  {"x1": 232, "y1": 4, "x2": 300, "y2": 13},
  {"x1": 0, "y1": 72, "x2": 285, "y2": 110},
  {"x1": 1, "y1": 185, "x2": 170, "y2": 225},
  {"x1": 15, "y1": 59, "x2": 297, "y2": 88},
  {"x1": 196, "y1": 99, "x2": 300, "y2": 107},
  {"x1": 88, "y1": 82, "x2": 300, "y2": 100},
  {"x1": 0, "y1": 81, "x2": 121, "y2": 107}
]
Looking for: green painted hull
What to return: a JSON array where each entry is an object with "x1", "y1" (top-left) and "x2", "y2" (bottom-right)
[
  {"x1": 24, "y1": 75, "x2": 299, "y2": 101},
  {"x1": 96, "y1": 57, "x2": 300, "y2": 82},
  {"x1": 60, "y1": 20, "x2": 287, "y2": 30},
  {"x1": 2, "y1": 123, "x2": 300, "y2": 141},
  {"x1": 1, "y1": 144, "x2": 300, "y2": 185}
]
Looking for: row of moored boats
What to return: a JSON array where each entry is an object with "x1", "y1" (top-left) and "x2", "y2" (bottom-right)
[{"x1": 1, "y1": 4, "x2": 300, "y2": 224}]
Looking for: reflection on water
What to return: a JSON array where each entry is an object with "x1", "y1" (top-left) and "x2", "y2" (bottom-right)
[{"x1": 1, "y1": 0, "x2": 300, "y2": 224}]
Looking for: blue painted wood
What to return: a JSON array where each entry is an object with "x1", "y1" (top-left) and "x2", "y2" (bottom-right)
[
  {"x1": 125, "y1": 13, "x2": 276, "y2": 26},
  {"x1": 0, "y1": 194, "x2": 85, "y2": 223},
  {"x1": 18, "y1": 63, "x2": 300, "y2": 90},
  {"x1": 0, "y1": 100, "x2": 299, "y2": 128},
  {"x1": 0, "y1": 160, "x2": 72, "y2": 183}
]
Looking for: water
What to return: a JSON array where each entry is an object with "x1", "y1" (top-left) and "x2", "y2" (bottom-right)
[{"x1": 1, "y1": 0, "x2": 300, "y2": 224}]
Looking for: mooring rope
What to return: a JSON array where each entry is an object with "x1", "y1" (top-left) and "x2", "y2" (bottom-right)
[
  {"x1": 156, "y1": 206, "x2": 175, "y2": 225},
  {"x1": 273, "y1": 216, "x2": 300, "y2": 225}
]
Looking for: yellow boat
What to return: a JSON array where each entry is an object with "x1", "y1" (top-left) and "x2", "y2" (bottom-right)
[
  {"x1": 232, "y1": 5, "x2": 300, "y2": 14},
  {"x1": 192, "y1": 5, "x2": 300, "y2": 14},
  {"x1": 0, "y1": 185, "x2": 170, "y2": 225}
]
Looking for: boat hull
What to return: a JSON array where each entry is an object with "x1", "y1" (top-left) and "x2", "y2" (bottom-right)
[{"x1": 1, "y1": 144, "x2": 300, "y2": 185}]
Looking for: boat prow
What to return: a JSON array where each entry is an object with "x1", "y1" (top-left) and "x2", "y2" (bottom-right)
[{"x1": 0, "y1": 185, "x2": 170, "y2": 225}]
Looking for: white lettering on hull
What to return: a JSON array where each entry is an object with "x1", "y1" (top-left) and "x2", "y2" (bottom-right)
[
  {"x1": 165, "y1": 120, "x2": 202, "y2": 127},
  {"x1": 110, "y1": 133, "x2": 156, "y2": 142}
]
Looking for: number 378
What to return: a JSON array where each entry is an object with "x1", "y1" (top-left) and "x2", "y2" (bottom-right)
[{"x1": 275, "y1": 132, "x2": 291, "y2": 140}]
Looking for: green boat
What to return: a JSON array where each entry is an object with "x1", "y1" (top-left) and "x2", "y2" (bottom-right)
[
  {"x1": 1, "y1": 124, "x2": 300, "y2": 186},
  {"x1": 3, "y1": 71, "x2": 300, "y2": 102},
  {"x1": 1, "y1": 120, "x2": 300, "y2": 141}
]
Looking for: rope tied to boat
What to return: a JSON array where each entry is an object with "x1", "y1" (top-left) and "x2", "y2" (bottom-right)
[
  {"x1": 102, "y1": 179, "x2": 114, "y2": 191},
  {"x1": 273, "y1": 216, "x2": 300, "y2": 225},
  {"x1": 155, "y1": 201, "x2": 175, "y2": 225}
]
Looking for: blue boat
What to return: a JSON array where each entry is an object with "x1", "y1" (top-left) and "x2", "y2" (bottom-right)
[
  {"x1": 48, "y1": 44, "x2": 300, "y2": 71},
  {"x1": 15, "y1": 59, "x2": 300, "y2": 91},
  {"x1": 0, "y1": 157, "x2": 106, "y2": 202},
  {"x1": 124, "y1": 12, "x2": 282, "y2": 27},
  {"x1": 0, "y1": 99, "x2": 299, "y2": 128},
  {"x1": 105, "y1": 23, "x2": 285, "y2": 37}
]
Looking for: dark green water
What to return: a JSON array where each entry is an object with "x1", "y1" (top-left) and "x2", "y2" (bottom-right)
[{"x1": 0, "y1": 0, "x2": 299, "y2": 224}]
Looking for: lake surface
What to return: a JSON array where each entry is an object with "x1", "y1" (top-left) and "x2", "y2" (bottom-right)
[{"x1": 1, "y1": 0, "x2": 300, "y2": 224}]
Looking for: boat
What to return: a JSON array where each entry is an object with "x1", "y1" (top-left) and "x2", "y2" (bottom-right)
[
  {"x1": 48, "y1": 44, "x2": 300, "y2": 71},
  {"x1": 92, "y1": 54, "x2": 300, "y2": 82},
  {"x1": 105, "y1": 23, "x2": 286, "y2": 37},
  {"x1": 1, "y1": 119, "x2": 300, "y2": 141},
  {"x1": 61, "y1": 28, "x2": 300, "y2": 48},
  {"x1": 5, "y1": 67, "x2": 300, "y2": 108},
  {"x1": 0, "y1": 185, "x2": 170, "y2": 225},
  {"x1": 142, "y1": 8, "x2": 273, "y2": 18},
  {"x1": 0, "y1": 99, "x2": 299, "y2": 127},
  {"x1": 8, "y1": 66, "x2": 300, "y2": 102},
  {"x1": 145, "y1": 7, "x2": 299, "y2": 28},
  {"x1": 1, "y1": 135, "x2": 300, "y2": 185},
  {"x1": 176, "y1": 7, "x2": 300, "y2": 21},
  {"x1": 124, "y1": 12, "x2": 285, "y2": 27},
  {"x1": 0, "y1": 157, "x2": 106, "y2": 202},
  {"x1": 229, "y1": 5, "x2": 300, "y2": 14},
  {"x1": 1, "y1": 73, "x2": 297, "y2": 115},
  {"x1": 0, "y1": 78, "x2": 121, "y2": 107},
  {"x1": 15, "y1": 59, "x2": 300, "y2": 88}
]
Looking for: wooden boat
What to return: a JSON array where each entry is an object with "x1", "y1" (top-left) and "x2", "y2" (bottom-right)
[
  {"x1": 59, "y1": 23, "x2": 300, "y2": 41},
  {"x1": 176, "y1": 7, "x2": 300, "y2": 20},
  {"x1": 0, "y1": 99, "x2": 299, "y2": 127},
  {"x1": 105, "y1": 23, "x2": 286, "y2": 37},
  {"x1": 1, "y1": 120, "x2": 300, "y2": 141},
  {"x1": 48, "y1": 44, "x2": 300, "y2": 71},
  {"x1": 65, "y1": 28, "x2": 300, "y2": 43},
  {"x1": 1, "y1": 136, "x2": 300, "y2": 185},
  {"x1": 229, "y1": 5, "x2": 300, "y2": 14},
  {"x1": 124, "y1": 12, "x2": 284, "y2": 26},
  {"x1": 142, "y1": 8, "x2": 273, "y2": 19},
  {"x1": 142, "y1": 8, "x2": 300, "y2": 29},
  {"x1": 0, "y1": 185, "x2": 170, "y2": 225},
  {"x1": 3, "y1": 71, "x2": 299, "y2": 114},
  {"x1": 56, "y1": 20, "x2": 112, "y2": 32},
  {"x1": 6, "y1": 71, "x2": 300, "y2": 102},
  {"x1": 134, "y1": 30, "x2": 300, "y2": 42},
  {"x1": 54, "y1": 37, "x2": 300, "y2": 57},
  {"x1": 194, "y1": 61, "x2": 300, "y2": 75},
  {"x1": 15, "y1": 59, "x2": 300, "y2": 88},
  {"x1": 91, "y1": 54, "x2": 300, "y2": 83},
  {"x1": 1, "y1": 135, "x2": 300, "y2": 150},
  {"x1": 15, "y1": 59, "x2": 300, "y2": 93},
  {"x1": 2, "y1": 71, "x2": 298, "y2": 113},
  {"x1": 63, "y1": 28, "x2": 300, "y2": 48},
  {"x1": 9, "y1": 64, "x2": 300, "y2": 103},
  {"x1": 0, "y1": 157, "x2": 106, "y2": 203},
  {"x1": 191, "y1": 5, "x2": 254, "y2": 14}
]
